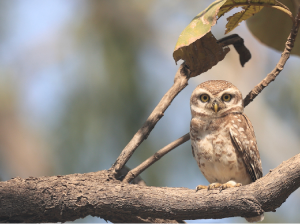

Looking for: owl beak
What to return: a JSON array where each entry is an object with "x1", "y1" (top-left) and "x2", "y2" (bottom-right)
[{"x1": 213, "y1": 102, "x2": 219, "y2": 113}]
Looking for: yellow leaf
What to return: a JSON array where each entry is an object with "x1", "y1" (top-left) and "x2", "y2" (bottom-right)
[
  {"x1": 225, "y1": 5, "x2": 263, "y2": 34},
  {"x1": 219, "y1": 0, "x2": 276, "y2": 18},
  {"x1": 218, "y1": 0, "x2": 292, "y2": 34},
  {"x1": 172, "y1": 0, "x2": 293, "y2": 76}
]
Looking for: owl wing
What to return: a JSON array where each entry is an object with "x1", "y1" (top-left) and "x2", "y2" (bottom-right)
[{"x1": 229, "y1": 113, "x2": 263, "y2": 182}]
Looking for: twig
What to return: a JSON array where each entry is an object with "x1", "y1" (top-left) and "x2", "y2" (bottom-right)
[
  {"x1": 117, "y1": 165, "x2": 147, "y2": 185},
  {"x1": 244, "y1": 6, "x2": 300, "y2": 106},
  {"x1": 123, "y1": 35, "x2": 251, "y2": 183},
  {"x1": 124, "y1": 8, "x2": 300, "y2": 179},
  {"x1": 123, "y1": 133, "x2": 190, "y2": 183},
  {"x1": 110, "y1": 63, "x2": 191, "y2": 175}
]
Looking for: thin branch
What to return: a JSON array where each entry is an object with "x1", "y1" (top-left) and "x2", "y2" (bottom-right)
[
  {"x1": 1, "y1": 153, "x2": 300, "y2": 222},
  {"x1": 110, "y1": 63, "x2": 191, "y2": 175},
  {"x1": 123, "y1": 133, "x2": 190, "y2": 183},
  {"x1": 131, "y1": 7, "x2": 300, "y2": 172},
  {"x1": 123, "y1": 35, "x2": 251, "y2": 183},
  {"x1": 117, "y1": 165, "x2": 147, "y2": 185},
  {"x1": 244, "y1": 6, "x2": 300, "y2": 106}
]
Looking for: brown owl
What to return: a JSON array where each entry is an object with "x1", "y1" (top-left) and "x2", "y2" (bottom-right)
[{"x1": 190, "y1": 80, "x2": 263, "y2": 222}]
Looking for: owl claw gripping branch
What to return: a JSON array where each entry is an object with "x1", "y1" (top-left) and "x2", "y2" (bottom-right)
[
  {"x1": 190, "y1": 80, "x2": 264, "y2": 223},
  {"x1": 195, "y1": 181, "x2": 242, "y2": 192}
]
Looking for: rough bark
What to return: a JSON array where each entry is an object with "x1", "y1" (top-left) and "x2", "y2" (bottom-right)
[{"x1": 1, "y1": 153, "x2": 299, "y2": 223}]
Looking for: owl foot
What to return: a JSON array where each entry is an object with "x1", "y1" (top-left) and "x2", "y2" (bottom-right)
[
  {"x1": 221, "y1": 180, "x2": 242, "y2": 190},
  {"x1": 195, "y1": 185, "x2": 208, "y2": 192},
  {"x1": 208, "y1": 183, "x2": 222, "y2": 190}
]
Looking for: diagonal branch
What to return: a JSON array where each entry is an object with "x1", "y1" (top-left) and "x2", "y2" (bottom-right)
[
  {"x1": 135, "y1": 7, "x2": 300, "y2": 171},
  {"x1": 244, "y1": 6, "x2": 300, "y2": 106},
  {"x1": 1, "y1": 153, "x2": 300, "y2": 222},
  {"x1": 123, "y1": 133, "x2": 190, "y2": 183},
  {"x1": 110, "y1": 63, "x2": 191, "y2": 176},
  {"x1": 122, "y1": 35, "x2": 252, "y2": 183}
]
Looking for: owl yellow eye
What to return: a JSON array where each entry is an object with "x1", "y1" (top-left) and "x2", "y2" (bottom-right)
[
  {"x1": 200, "y1": 94, "x2": 210, "y2": 102},
  {"x1": 222, "y1": 94, "x2": 231, "y2": 102}
]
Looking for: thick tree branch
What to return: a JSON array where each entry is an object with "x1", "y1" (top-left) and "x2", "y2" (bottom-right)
[
  {"x1": 2, "y1": 4, "x2": 299, "y2": 224},
  {"x1": 1, "y1": 153, "x2": 299, "y2": 222},
  {"x1": 110, "y1": 63, "x2": 191, "y2": 175},
  {"x1": 117, "y1": 168, "x2": 184, "y2": 223}
]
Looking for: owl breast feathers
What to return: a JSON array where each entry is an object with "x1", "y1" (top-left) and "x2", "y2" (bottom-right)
[{"x1": 190, "y1": 80, "x2": 263, "y2": 222}]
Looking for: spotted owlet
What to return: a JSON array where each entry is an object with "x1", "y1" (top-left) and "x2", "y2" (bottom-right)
[{"x1": 190, "y1": 80, "x2": 263, "y2": 223}]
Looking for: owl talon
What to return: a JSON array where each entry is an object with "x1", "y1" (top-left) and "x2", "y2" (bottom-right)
[
  {"x1": 208, "y1": 183, "x2": 222, "y2": 190},
  {"x1": 195, "y1": 185, "x2": 208, "y2": 192},
  {"x1": 221, "y1": 181, "x2": 242, "y2": 190}
]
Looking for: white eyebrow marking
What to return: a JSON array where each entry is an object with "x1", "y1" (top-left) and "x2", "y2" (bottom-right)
[{"x1": 192, "y1": 89, "x2": 211, "y2": 97}]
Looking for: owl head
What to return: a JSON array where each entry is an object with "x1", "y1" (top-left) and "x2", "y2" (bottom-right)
[{"x1": 190, "y1": 80, "x2": 243, "y2": 119}]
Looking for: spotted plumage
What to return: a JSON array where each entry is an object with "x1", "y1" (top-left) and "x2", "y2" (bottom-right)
[{"x1": 190, "y1": 80, "x2": 263, "y2": 222}]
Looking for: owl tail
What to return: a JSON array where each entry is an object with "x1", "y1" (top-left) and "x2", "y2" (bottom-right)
[{"x1": 245, "y1": 213, "x2": 264, "y2": 223}]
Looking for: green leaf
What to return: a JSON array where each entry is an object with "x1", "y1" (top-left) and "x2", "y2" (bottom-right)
[
  {"x1": 174, "y1": 0, "x2": 227, "y2": 54},
  {"x1": 173, "y1": 0, "x2": 229, "y2": 77},
  {"x1": 172, "y1": 0, "x2": 293, "y2": 77}
]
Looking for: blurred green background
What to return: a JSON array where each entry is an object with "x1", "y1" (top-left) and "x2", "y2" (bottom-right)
[{"x1": 0, "y1": 0, "x2": 299, "y2": 223}]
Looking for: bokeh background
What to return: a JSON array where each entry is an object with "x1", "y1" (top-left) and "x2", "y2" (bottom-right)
[{"x1": 0, "y1": 0, "x2": 299, "y2": 223}]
